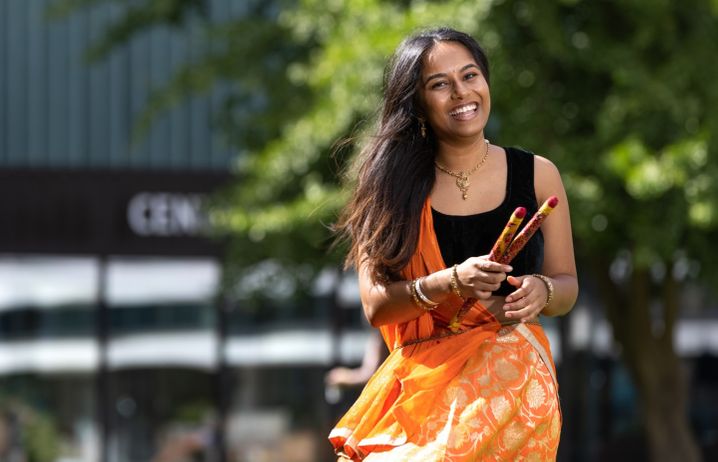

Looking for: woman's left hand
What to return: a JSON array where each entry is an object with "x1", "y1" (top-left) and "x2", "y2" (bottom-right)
[{"x1": 502, "y1": 275, "x2": 549, "y2": 323}]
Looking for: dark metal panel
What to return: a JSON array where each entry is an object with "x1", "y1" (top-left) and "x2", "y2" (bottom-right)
[
  {"x1": 188, "y1": 24, "x2": 211, "y2": 171},
  {"x1": 169, "y1": 26, "x2": 189, "y2": 169},
  {"x1": 6, "y1": 0, "x2": 27, "y2": 165},
  {"x1": 88, "y1": 4, "x2": 111, "y2": 169},
  {"x1": 28, "y1": 0, "x2": 47, "y2": 166},
  {"x1": 208, "y1": 0, "x2": 230, "y2": 170},
  {"x1": 149, "y1": 25, "x2": 172, "y2": 169},
  {"x1": 2, "y1": 0, "x2": 239, "y2": 171},
  {"x1": 108, "y1": 3, "x2": 129, "y2": 168},
  {"x1": 191, "y1": 94, "x2": 211, "y2": 171},
  {"x1": 129, "y1": 22, "x2": 150, "y2": 169},
  {"x1": 66, "y1": 8, "x2": 87, "y2": 168},
  {"x1": 0, "y1": 0, "x2": 7, "y2": 164},
  {"x1": 46, "y1": 0, "x2": 69, "y2": 168}
]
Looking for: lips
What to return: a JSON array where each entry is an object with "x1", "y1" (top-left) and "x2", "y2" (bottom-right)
[{"x1": 449, "y1": 102, "x2": 478, "y2": 120}]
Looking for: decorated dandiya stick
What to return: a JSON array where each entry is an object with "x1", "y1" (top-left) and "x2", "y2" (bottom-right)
[
  {"x1": 488, "y1": 206, "x2": 527, "y2": 262},
  {"x1": 497, "y1": 196, "x2": 559, "y2": 264},
  {"x1": 449, "y1": 206, "x2": 528, "y2": 331},
  {"x1": 448, "y1": 197, "x2": 559, "y2": 332}
]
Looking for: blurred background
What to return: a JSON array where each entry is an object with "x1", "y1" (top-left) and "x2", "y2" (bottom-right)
[{"x1": 1, "y1": 0, "x2": 717, "y2": 461}]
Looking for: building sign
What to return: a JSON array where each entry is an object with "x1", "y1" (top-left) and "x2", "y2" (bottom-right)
[
  {"x1": 127, "y1": 192, "x2": 208, "y2": 237},
  {"x1": 0, "y1": 170, "x2": 231, "y2": 256}
]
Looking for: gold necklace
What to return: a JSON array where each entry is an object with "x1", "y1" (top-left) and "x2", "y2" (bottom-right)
[{"x1": 435, "y1": 139, "x2": 490, "y2": 200}]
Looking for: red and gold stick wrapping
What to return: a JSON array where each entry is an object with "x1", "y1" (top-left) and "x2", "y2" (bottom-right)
[
  {"x1": 488, "y1": 206, "x2": 527, "y2": 262},
  {"x1": 497, "y1": 196, "x2": 559, "y2": 264}
]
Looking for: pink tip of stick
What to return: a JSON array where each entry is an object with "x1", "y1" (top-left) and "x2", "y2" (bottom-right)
[
  {"x1": 547, "y1": 196, "x2": 559, "y2": 207},
  {"x1": 514, "y1": 207, "x2": 527, "y2": 218}
]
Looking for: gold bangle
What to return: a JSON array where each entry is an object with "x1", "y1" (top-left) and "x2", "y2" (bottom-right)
[
  {"x1": 415, "y1": 277, "x2": 439, "y2": 307},
  {"x1": 450, "y1": 265, "x2": 464, "y2": 300},
  {"x1": 410, "y1": 278, "x2": 433, "y2": 311},
  {"x1": 532, "y1": 274, "x2": 554, "y2": 310}
]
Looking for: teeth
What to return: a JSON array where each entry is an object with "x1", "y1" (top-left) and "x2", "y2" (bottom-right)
[{"x1": 450, "y1": 104, "x2": 477, "y2": 116}]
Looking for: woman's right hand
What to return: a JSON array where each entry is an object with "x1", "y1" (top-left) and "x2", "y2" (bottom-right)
[{"x1": 455, "y1": 256, "x2": 512, "y2": 299}]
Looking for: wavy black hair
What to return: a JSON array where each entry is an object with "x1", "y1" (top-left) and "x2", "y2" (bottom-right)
[{"x1": 336, "y1": 27, "x2": 490, "y2": 281}]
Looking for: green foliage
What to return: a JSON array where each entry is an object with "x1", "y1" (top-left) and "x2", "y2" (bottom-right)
[
  {"x1": 56, "y1": 0, "x2": 718, "y2": 290},
  {"x1": 22, "y1": 410, "x2": 60, "y2": 462},
  {"x1": 171, "y1": 399, "x2": 213, "y2": 424},
  {"x1": 485, "y1": 0, "x2": 718, "y2": 278},
  {"x1": 0, "y1": 397, "x2": 60, "y2": 462},
  {"x1": 224, "y1": 0, "x2": 718, "y2": 286}
]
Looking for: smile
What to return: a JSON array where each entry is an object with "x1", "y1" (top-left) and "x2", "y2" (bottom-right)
[{"x1": 449, "y1": 103, "x2": 478, "y2": 118}]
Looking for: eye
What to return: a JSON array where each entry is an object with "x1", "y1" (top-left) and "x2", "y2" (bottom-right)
[
  {"x1": 430, "y1": 80, "x2": 448, "y2": 89},
  {"x1": 464, "y1": 72, "x2": 478, "y2": 80}
]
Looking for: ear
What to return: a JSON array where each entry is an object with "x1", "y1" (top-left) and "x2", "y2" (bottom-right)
[
  {"x1": 414, "y1": 106, "x2": 427, "y2": 123},
  {"x1": 413, "y1": 90, "x2": 427, "y2": 117}
]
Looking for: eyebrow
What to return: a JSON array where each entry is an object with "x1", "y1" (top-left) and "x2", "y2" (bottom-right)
[{"x1": 424, "y1": 63, "x2": 480, "y2": 85}]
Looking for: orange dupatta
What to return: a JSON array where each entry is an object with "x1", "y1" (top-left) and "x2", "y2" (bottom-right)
[{"x1": 329, "y1": 198, "x2": 561, "y2": 461}]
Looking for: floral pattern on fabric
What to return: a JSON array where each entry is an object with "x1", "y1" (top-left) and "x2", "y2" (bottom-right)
[{"x1": 358, "y1": 326, "x2": 560, "y2": 461}]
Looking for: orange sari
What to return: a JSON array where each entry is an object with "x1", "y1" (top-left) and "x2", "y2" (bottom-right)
[{"x1": 329, "y1": 199, "x2": 561, "y2": 461}]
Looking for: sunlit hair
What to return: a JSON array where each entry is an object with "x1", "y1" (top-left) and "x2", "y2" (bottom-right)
[{"x1": 335, "y1": 27, "x2": 490, "y2": 282}]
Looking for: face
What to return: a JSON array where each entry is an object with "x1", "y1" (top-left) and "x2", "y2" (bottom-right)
[{"x1": 418, "y1": 41, "x2": 491, "y2": 142}]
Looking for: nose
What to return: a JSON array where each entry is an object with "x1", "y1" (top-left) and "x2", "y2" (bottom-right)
[{"x1": 452, "y1": 80, "x2": 468, "y2": 99}]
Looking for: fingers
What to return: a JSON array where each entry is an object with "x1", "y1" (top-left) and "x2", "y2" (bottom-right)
[
  {"x1": 503, "y1": 293, "x2": 541, "y2": 313},
  {"x1": 325, "y1": 367, "x2": 351, "y2": 386},
  {"x1": 506, "y1": 275, "x2": 522, "y2": 287},
  {"x1": 469, "y1": 257, "x2": 511, "y2": 287},
  {"x1": 504, "y1": 303, "x2": 542, "y2": 322},
  {"x1": 504, "y1": 277, "x2": 529, "y2": 302},
  {"x1": 503, "y1": 275, "x2": 547, "y2": 322},
  {"x1": 457, "y1": 258, "x2": 510, "y2": 297},
  {"x1": 474, "y1": 290, "x2": 493, "y2": 300},
  {"x1": 472, "y1": 256, "x2": 512, "y2": 274}
]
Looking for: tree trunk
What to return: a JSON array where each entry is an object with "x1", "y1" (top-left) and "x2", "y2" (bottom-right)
[{"x1": 596, "y1": 263, "x2": 702, "y2": 462}]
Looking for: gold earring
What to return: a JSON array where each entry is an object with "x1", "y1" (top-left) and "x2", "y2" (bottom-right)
[{"x1": 419, "y1": 119, "x2": 426, "y2": 138}]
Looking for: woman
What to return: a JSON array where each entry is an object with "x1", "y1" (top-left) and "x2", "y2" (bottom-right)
[{"x1": 329, "y1": 27, "x2": 578, "y2": 461}]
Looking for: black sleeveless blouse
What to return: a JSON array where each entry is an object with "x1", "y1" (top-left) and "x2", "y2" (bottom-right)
[{"x1": 432, "y1": 146, "x2": 544, "y2": 296}]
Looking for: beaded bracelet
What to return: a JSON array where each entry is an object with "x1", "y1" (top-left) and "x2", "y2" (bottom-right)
[
  {"x1": 450, "y1": 265, "x2": 464, "y2": 300},
  {"x1": 531, "y1": 274, "x2": 554, "y2": 311},
  {"x1": 409, "y1": 278, "x2": 434, "y2": 311},
  {"x1": 414, "y1": 277, "x2": 439, "y2": 308}
]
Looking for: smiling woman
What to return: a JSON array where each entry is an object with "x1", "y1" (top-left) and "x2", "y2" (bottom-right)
[
  {"x1": 418, "y1": 42, "x2": 491, "y2": 145},
  {"x1": 330, "y1": 28, "x2": 577, "y2": 461}
]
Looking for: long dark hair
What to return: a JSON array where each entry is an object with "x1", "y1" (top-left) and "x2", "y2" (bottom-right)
[{"x1": 335, "y1": 27, "x2": 490, "y2": 282}]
